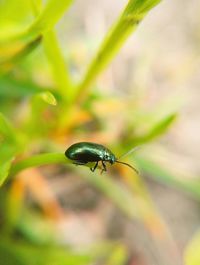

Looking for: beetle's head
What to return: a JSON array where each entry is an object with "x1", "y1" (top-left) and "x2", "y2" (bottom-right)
[
  {"x1": 109, "y1": 154, "x2": 116, "y2": 164},
  {"x1": 103, "y1": 150, "x2": 115, "y2": 164}
]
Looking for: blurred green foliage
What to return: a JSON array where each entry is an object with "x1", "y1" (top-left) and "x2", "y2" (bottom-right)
[
  {"x1": 0, "y1": 238, "x2": 93, "y2": 265},
  {"x1": 0, "y1": 0, "x2": 197, "y2": 264}
]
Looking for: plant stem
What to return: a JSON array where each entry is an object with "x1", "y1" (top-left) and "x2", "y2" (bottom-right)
[
  {"x1": 43, "y1": 31, "x2": 74, "y2": 101},
  {"x1": 31, "y1": 0, "x2": 74, "y2": 102},
  {"x1": 73, "y1": 0, "x2": 161, "y2": 104},
  {"x1": 10, "y1": 153, "x2": 69, "y2": 176},
  {"x1": 135, "y1": 155, "x2": 200, "y2": 201}
]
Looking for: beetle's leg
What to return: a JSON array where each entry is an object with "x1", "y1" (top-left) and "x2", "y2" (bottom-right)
[
  {"x1": 90, "y1": 161, "x2": 98, "y2": 172},
  {"x1": 100, "y1": 161, "x2": 107, "y2": 174}
]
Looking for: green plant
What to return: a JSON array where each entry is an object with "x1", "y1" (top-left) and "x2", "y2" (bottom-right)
[{"x1": 0, "y1": 0, "x2": 194, "y2": 264}]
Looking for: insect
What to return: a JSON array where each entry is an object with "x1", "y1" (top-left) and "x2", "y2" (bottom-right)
[{"x1": 65, "y1": 142, "x2": 138, "y2": 173}]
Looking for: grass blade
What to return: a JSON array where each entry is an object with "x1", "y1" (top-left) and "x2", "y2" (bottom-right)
[
  {"x1": 135, "y1": 155, "x2": 200, "y2": 200},
  {"x1": 31, "y1": 0, "x2": 73, "y2": 101},
  {"x1": 74, "y1": 0, "x2": 161, "y2": 103},
  {"x1": 0, "y1": 159, "x2": 13, "y2": 187},
  {"x1": 27, "y1": 0, "x2": 73, "y2": 38},
  {"x1": 0, "y1": 113, "x2": 16, "y2": 141},
  {"x1": 129, "y1": 113, "x2": 177, "y2": 146},
  {"x1": 43, "y1": 31, "x2": 74, "y2": 101},
  {"x1": 184, "y1": 230, "x2": 200, "y2": 265},
  {"x1": 0, "y1": 113, "x2": 21, "y2": 185},
  {"x1": 35, "y1": 91, "x2": 57, "y2": 106},
  {"x1": 11, "y1": 153, "x2": 141, "y2": 221},
  {"x1": 0, "y1": 0, "x2": 73, "y2": 43},
  {"x1": 10, "y1": 153, "x2": 68, "y2": 176},
  {"x1": 0, "y1": 36, "x2": 41, "y2": 73}
]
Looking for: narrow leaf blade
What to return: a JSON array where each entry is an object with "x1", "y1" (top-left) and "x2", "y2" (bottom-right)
[{"x1": 0, "y1": 158, "x2": 13, "y2": 186}]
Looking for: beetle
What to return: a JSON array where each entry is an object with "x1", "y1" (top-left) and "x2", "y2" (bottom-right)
[{"x1": 65, "y1": 142, "x2": 138, "y2": 173}]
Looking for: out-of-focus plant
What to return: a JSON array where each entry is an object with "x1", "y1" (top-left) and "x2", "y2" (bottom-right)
[
  {"x1": 184, "y1": 230, "x2": 200, "y2": 265},
  {"x1": 0, "y1": 0, "x2": 195, "y2": 264}
]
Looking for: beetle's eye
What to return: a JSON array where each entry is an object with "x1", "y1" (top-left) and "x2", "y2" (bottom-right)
[{"x1": 104, "y1": 153, "x2": 109, "y2": 159}]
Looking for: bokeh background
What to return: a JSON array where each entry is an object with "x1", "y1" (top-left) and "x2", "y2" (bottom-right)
[{"x1": 0, "y1": 0, "x2": 200, "y2": 265}]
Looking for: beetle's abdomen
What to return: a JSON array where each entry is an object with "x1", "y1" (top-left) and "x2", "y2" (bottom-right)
[
  {"x1": 66, "y1": 148, "x2": 102, "y2": 162},
  {"x1": 65, "y1": 142, "x2": 104, "y2": 162}
]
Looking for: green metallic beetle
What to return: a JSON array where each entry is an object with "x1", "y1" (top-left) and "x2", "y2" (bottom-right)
[{"x1": 65, "y1": 142, "x2": 138, "y2": 173}]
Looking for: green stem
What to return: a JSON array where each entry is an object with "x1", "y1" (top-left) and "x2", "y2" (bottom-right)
[
  {"x1": 73, "y1": 0, "x2": 161, "y2": 104},
  {"x1": 31, "y1": 0, "x2": 74, "y2": 102},
  {"x1": 135, "y1": 155, "x2": 200, "y2": 201},
  {"x1": 10, "y1": 153, "x2": 69, "y2": 176},
  {"x1": 43, "y1": 31, "x2": 74, "y2": 101},
  {"x1": 0, "y1": 0, "x2": 74, "y2": 44}
]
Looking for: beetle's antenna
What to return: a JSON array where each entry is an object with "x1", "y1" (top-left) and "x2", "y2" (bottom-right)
[
  {"x1": 118, "y1": 146, "x2": 140, "y2": 160},
  {"x1": 115, "y1": 160, "x2": 139, "y2": 174}
]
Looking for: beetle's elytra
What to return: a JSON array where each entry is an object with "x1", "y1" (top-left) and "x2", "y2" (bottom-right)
[{"x1": 65, "y1": 142, "x2": 138, "y2": 173}]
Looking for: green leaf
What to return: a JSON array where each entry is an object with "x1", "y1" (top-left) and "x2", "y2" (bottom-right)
[
  {"x1": 135, "y1": 155, "x2": 200, "y2": 201},
  {"x1": 0, "y1": 158, "x2": 13, "y2": 187},
  {"x1": 10, "y1": 153, "x2": 69, "y2": 176},
  {"x1": 130, "y1": 113, "x2": 177, "y2": 146},
  {"x1": 36, "y1": 91, "x2": 57, "y2": 106},
  {"x1": 0, "y1": 36, "x2": 41, "y2": 72},
  {"x1": 0, "y1": 0, "x2": 73, "y2": 44},
  {"x1": 0, "y1": 237, "x2": 93, "y2": 265},
  {"x1": 10, "y1": 151, "x2": 142, "y2": 220},
  {"x1": 30, "y1": 0, "x2": 73, "y2": 101},
  {"x1": 184, "y1": 230, "x2": 200, "y2": 265},
  {"x1": 0, "y1": 113, "x2": 18, "y2": 186},
  {"x1": 0, "y1": 0, "x2": 33, "y2": 40},
  {"x1": 43, "y1": 31, "x2": 73, "y2": 101},
  {"x1": 27, "y1": 0, "x2": 73, "y2": 40},
  {"x1": 0, "y1": 241, "x2": 26, "y2": 265},
  {"x1": 0, "y1": 112, "x2": 16, "y2": 141},
  {"x1": 0, "y1": 113, "x2": 23, "y2": 186},
  {"x1": 145, "y1": 113, "x2": 177, "y2": 140},
  {"x1": 74, "y1": 0, "x2": 162, "y2": 103},
  {"x1": 0, "y1": 75, "x2": 41, "y2": 98},
  {"x1": 105, "y1": 245, "x2": 127, "y2": 265}
]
